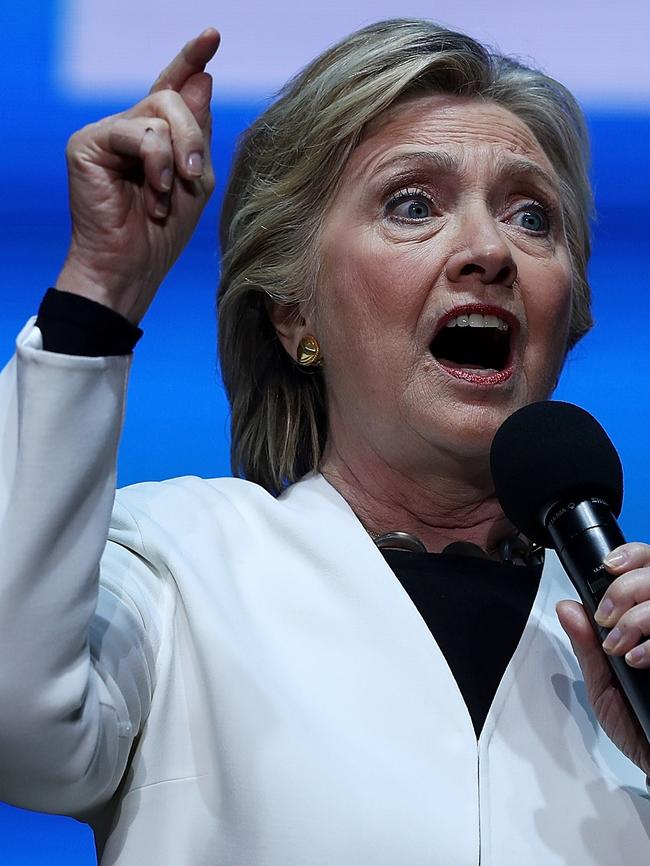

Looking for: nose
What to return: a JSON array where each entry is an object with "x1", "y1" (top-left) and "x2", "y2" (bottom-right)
[{"x1": 445, "y1": 210, "x2": 517, "y2": 288}]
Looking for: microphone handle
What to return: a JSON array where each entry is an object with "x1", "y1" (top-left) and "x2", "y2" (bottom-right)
[{"x1": 546, "y1": 498, "x2": 650, "y2": 743}]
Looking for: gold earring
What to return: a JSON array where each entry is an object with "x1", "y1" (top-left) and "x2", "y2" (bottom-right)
[{"x1": 296, "y1": 335, "x2": 323, "y2": 367}]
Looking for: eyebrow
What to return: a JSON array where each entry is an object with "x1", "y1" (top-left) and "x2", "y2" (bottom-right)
[
  {"x1": 372, "y1": 150, "x2": 560, "y2": 195},
  {"x1": 374, "y1": 150, "x2": 458, "y2": 176},
  {"x1": 493, "y1": 156, "x2": 560, "y2": 194}
]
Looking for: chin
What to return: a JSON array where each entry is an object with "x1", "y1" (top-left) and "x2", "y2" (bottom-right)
[{"x1": 419, "y1": 390, "x2": 543, "y2": 461}]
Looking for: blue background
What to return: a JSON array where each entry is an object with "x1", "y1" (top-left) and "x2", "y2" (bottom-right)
[{"x1": 1, "y1": 3, "x2": 649, "y2": 862}]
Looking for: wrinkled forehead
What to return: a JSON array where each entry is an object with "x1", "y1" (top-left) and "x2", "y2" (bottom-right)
[{"x1": 347, "y1": 93, "x2": 559, "y2": 185}]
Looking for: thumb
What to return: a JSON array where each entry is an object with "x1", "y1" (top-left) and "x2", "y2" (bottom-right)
[
  {"x1": 556, "y1": 599, "x2": 613, "y2": 699},
  {"x1": 179, "y1": 71, "x2": 213, "y2": 130}
]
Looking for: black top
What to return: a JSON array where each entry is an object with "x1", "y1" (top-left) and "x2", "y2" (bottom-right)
[
  {"x1": 382, "y1": 549, "x2": 542, "y2": 736},
  {"x1": 35, "y1": 287, "x2": 543, "y2": 737}
]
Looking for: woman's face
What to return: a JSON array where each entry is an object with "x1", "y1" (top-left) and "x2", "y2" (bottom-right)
[{"x1": 313, "y1": 95, "x2": 574, "y2": 476}]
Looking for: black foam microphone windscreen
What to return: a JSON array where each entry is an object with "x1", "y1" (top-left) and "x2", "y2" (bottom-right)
[{"x1": 489, "y1": 400, "x2": 623, "y2": 547}]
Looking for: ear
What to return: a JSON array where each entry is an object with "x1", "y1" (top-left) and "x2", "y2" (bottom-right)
[{"x1": 267, "y1": 300, "x2": 310, "y2": 360}]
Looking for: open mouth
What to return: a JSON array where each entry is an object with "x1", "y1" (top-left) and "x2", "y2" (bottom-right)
[{"x1": 430, "y1": 308, "x2": 515, "y2": 383}]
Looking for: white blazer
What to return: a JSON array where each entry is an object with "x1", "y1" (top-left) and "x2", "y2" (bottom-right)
[{"x1": 0, "y1": 320, "x2": 649, "y2": 865}]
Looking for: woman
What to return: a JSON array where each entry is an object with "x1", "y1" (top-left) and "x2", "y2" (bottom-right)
[{"x1": 1, "y1": 19, "x2": 650, "y2": 865}]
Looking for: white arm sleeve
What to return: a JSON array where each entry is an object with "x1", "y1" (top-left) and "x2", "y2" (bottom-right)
[{"x1": 0, "y1": 321, "x2": 162, "y2": 815}]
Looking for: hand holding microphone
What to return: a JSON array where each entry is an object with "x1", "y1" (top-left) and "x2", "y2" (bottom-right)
[{"x1": 490, "y1": 401, "x2": 650, "y2": 775}]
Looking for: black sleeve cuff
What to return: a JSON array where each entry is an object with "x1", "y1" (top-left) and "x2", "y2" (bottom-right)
[{"x1": 35, "y1": 288, "x2": 143, "y2": 356}]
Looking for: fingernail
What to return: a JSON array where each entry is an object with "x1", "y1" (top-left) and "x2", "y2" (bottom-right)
[
  {"x1": 604, "y1": 549, "x2": 627, "y2": 568},
  {"x1": 154, "y1": 204, "x2": 168, "y2": 219},
  {"x1": 595, "y1": 597, "x2": 614, "y2": 624},
  {"x1": 160, "y1": 168, "x2": 173, "y2": 191},
  {"x1": 187, "y1": 152, "x2": 203, "y2": 176},
  {"x1": 626, "y1": 646, "x2": 645, "y2": 665},
  {"x1": 602, "y1": 626, "x2": 622, "y2": 652}
]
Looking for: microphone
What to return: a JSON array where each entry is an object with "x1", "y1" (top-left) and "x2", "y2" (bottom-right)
[{"x1": 490, "y1": 400, "x2": 650, "y2": 742}]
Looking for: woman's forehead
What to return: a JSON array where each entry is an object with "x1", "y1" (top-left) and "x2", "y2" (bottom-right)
[{"x1": 349, "y1": 94, "x2": 555, "y2": 182}]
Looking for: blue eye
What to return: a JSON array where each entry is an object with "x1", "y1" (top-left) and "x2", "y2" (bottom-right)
[
  {"x1": 513, "y1": 204, "x2": 549, "y2": 233},
  {"x1": 403, "y1": 201, "x2": 430, "y2": 219},
  {"x1": 387, "y1": 188, "x2": 434, "y2": 221}
]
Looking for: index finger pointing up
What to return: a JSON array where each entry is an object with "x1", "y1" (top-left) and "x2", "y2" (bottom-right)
[{"x1": 150, "y1": 28, "x2": 221, "y2": 95}]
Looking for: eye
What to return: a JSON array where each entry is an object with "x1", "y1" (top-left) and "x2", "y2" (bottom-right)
[
  {"x1": 386, "y1": 187, "x2": 435, "y2": 222},
  {"x1": 510, "y1": 203, "x2": 550, "y2": 234}
]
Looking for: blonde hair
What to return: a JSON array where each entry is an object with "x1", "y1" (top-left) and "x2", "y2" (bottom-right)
[{"x1": 218, "y1": 18, "x2": 593, "y2": 494}]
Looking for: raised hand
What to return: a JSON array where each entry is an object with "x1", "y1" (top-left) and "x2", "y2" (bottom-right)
[
  {"x1": 557, "y1": 541, "x2": 650, "y2": 775},
  {"x1": 56, "y1": 28, "x2": 220, "y2": 325}
]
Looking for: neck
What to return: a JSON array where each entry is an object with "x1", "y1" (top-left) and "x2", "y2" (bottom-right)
[{"x1": 319, "y1": 440, "x2": 513, "y2": 556}]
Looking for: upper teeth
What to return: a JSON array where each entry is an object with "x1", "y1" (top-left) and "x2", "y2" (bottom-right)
[{"x1": 445, "y1": 313, "x2": 508, "y2": 330}]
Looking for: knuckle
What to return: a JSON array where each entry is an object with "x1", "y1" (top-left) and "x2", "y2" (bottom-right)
[
  {"x1": 151, "y1": 88, "x2": 182, "y2": 114},
  {"x1": 156, "y1": 88, "x2": 176, "y2": 108},
  {"x1": 141, "y1": 125, "x2": 171, "y2": 159},
  {"x1": 146, "y1": 91, "x2": 201, "y2": 142},
  {"x1": 621, "y1": 570, "x2": 650, "y2": 608},
  {"x1": 65, "y1": 137, "x2": 80, "y2": 163},
  {"x1": 614, "y1": 609, "x2": 634, "y2": 633},
  {"x1": 182, "y1": 125, "x2": 204, "y2": 154},
  {"x1": 65, "y1": 129, "x2": 82, "y2": 151},
  {"x1": 619, "y1": 600, "x2": 650, "y2": 632},
  {"x1": 620, "y1": 541, "x2": 650, "y2": 567},
  {"x1": 65, "y1": 125, "x2": 92, "y2": 159},
  {"x1": 605, "y1": 577, "x2": 627, "y2": 606},
  {"x1": 144, "y1": 116, "x2": 169, "y2": 136},
  {"x1": 616, "y1": 567, "x2": 645, "y2": 593}
]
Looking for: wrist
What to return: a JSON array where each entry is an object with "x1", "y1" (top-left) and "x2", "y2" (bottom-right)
[{"x1": 56, "y1": 258, "x2": 145, "y2": 326}]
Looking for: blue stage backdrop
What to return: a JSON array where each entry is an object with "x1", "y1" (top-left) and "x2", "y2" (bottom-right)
[{"x1": 1, "y1": 1, "x2": 649, "y2": 862}]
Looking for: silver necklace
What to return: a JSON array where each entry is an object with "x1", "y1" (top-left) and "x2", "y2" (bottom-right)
[{"x1": 373, "y1": 529, "x2": 544, "y2": 566}]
